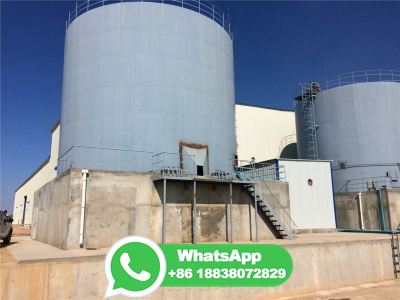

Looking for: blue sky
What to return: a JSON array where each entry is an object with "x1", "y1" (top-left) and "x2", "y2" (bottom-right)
[{"x1": 1, "y1": 0, "x2": 400, "y2": 212}]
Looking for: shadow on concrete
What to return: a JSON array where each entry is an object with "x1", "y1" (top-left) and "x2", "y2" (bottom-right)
[{"x1": 0, "y1": 241, "x2": 17, "y2": 248}]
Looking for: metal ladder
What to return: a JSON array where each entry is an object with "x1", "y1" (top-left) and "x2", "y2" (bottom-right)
[
  {"x1": 244, "y1": 184, "x2": 294, "y2": 240},
  {"x1": 299, "y1": 83, "x2": 320, "y2": 160},
  {"x1": 391, "y1": 232, "x2": 400, "y2": 278}
]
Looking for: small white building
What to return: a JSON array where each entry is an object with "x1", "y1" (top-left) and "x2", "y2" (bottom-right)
[
  {"x1": 235, "y1": 103, "x2": 297, "y2": 162},
  {"x1": 13, "y1": 120, "x2": 60, "y2": 225},
  {"x1": 266, "y1": 158, "x2": 337, "y2": 230}
]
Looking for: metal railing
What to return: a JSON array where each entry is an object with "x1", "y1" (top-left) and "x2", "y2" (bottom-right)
[
  {"x1": 57, "y1": 146, "x2": 153, "y2": 174},
  {"x1": 66, "y1": 0, "x2": 232, "y2": 38},
  {"x1": 278, "y1": 134, "x2": 296, "y2": 158},
  {"x1": 337, "y1": 175, "x2": 400, "y2": 193},
  {"x1": 152, "y1": 152, "x2": 196, "y2": 176},
  {"x1": 58, "y1": 146, "x2": 199, "y2": 175},
  {"x1": 257, "y1": 181, "x2": 297, "y2": 238},
  {"x1": 295, "y1": 70, "x2": 400, "y2": 101},
  {"x1": 230, "y1": 159, "x2": 286, "y2": 182}
]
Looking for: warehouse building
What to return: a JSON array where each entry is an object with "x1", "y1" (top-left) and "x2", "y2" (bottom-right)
[{"x1": 13, "y1": 120, "x2": 60, "y2": 225}]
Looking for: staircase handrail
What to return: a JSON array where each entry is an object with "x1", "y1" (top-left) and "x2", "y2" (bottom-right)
[
  {"x1": 258, "y1": 178, "x2": 298, "y2": 237},
  {"x1": 253, "y1": 185, "x2": 295, "y2": 240}
]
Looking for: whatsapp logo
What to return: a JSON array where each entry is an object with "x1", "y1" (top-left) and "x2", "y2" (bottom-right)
[{"x1": 104, "y1": 236, "x2": 166, "y2": 298}]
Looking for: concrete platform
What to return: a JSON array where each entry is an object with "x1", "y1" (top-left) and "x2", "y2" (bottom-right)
[
  {"x1": 0, "y1": 232, "x2": 396, "y2": 299},
  {"x1": 4, "y1": 232, "x2": 392, "y2": 262},
  {"x1": 2, "y1": 236, "x2": 108, "y2": 263},
  {"x1": 280, "y1": 279, "x2": 400, "y2": 299}
]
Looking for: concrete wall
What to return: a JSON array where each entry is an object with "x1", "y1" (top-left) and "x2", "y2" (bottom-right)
[
  {"x1": 335, "y1": 190, "x2": 400, "y2": 230},
  {"x1": 31, "y1": 169, "x2": 82, "y2": 249},
  {"x1": 33, "y1": 170, "x2": 290, "y2": 249},
  {"x1": 13, "y1": 123, "x2": 60, "y2": 225},
  {"x1": 1, "y1": 237, "x2": 394, "y2": 299},
  {"x1": 387, "y1": 190, "x2": 400, "y2": 230},
  {"x1": 256, "y1": 181, "x2": 292, "y2": 233}
]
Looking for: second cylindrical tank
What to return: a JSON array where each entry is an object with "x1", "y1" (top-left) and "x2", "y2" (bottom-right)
[{"x1": 295, "y1": 75, "x2": 400, "y2": 192}]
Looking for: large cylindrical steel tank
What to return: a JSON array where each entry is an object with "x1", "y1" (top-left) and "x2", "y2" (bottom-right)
[
  {"x1": 58, "y1": 1, "x2": 235, "y2": 175},
  {"x1": 295, "y1": 73, "x2": 400, "y2": 192}
]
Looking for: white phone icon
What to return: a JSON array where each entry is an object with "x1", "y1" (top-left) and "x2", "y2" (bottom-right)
[{"x1": 120, "y1": 253, "x2": 151, "y2": 281}]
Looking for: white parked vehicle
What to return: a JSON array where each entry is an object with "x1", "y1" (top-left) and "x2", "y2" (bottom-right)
[{"x1": 0, "y1": 210, "x2": 13, "y2": 244}]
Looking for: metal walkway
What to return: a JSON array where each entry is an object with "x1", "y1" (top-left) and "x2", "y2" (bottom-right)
[{"x1": 153, "y1": 176, "x2": 295, "y2": 243}]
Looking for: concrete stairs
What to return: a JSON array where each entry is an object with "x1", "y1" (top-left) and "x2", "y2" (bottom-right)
[{"x1": 244, "y1": 184, "x2": 294, "y2": 240}]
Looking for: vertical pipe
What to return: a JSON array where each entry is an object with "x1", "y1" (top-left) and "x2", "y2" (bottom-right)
[
  {"x1": 254, "y1": 183, "x2": 258, "y2": 242},
  {"x1": 79, "y1": 170, "x2": 89, "y2": 247},
  {"x1": 378, "y1": 186, "x2": 387, "y2": 231},
  {"x1": 193, "y1": 181, "x2": 197, "y2": 244},
  {"x1": 229, "y1": 183, "x2": 233, "y2": 243},
  {"x1": 358, "y1": 193, "x2": 364, "y2": 230},
  {"x1": 163, "y1": 179, "x2": 167, "y2": 244},
  {"x1": 330, "y1": 162, "x2": 338, "y2": 228}
]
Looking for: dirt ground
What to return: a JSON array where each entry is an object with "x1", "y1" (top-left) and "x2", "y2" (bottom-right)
[
  {"x1": 0, "y1": 246, "x2": 16, "y2": 264},
  {"x1": 12, "y1": 226, "x2": 31, "y2": 236},
  {"x1": 1, "y1": 228, "x2": 29, "y2": 264}
]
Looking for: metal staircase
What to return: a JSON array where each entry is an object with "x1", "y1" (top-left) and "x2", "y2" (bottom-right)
[
  {"x1": 391, "y1": 232, "x2": 400, "y2": 278},
  {"x1": 244, "y1": 184, "x2": 294, "y2": 240}
]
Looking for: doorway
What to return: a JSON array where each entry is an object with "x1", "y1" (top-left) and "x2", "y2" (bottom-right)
[{"x1": 180, "y1": 142, "x2": 209, "y2": 176}]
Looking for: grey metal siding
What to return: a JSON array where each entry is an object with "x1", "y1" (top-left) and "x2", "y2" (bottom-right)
[
  {"x1": 58, "y1": 2, "x2": 236, "y2": 174},
  {"x1": 295, "y1": 82, "x2": 400, "y2": 192}
]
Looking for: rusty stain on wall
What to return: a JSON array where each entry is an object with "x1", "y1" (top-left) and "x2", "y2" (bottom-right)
[{"x1": 179, "y1": 141, "x2": 209, "y2": 171}]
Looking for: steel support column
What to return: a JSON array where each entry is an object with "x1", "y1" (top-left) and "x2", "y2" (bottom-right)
[
  {"x1": 254, "y1": 183, "x2": 259, "y2": 242},
  {"x1": 193, "y1": 181, "x2": 197, "y2": 244},
  {"x1": 162, "y1": 179, "x2": 166, "y2": 244},
  {"x1": 230, "y1": 183, "x2": 233, "y2": 243}
]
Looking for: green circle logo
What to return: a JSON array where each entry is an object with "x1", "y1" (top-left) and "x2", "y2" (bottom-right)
[{"x1": 104, "y1": 236, "x2": 166, "y2": 298}]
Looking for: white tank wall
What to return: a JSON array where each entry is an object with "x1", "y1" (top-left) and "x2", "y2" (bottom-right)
[
  {"x1": 296, "y1": 82, "x2": 400, "y2": 192},
  {"x1": 59, "y1": 2, "x2": 235, "y2": 174}
]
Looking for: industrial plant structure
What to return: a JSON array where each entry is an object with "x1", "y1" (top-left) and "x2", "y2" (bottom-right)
[
  {"x1": 14, "y1": 1, "x2": 399, "y2": 252},
  {"x1": 6, "y1": 3, "x2": 400, "y2": 298},
  {"x1": 295, "y1": 70, "x2": 400, "y2": 193},
  {"x1": 15, "y1": 103, "x2": 298, "y2": 229},
  {"x1": 14, "y1": 0, "x2": 305, "y2": 250}
]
